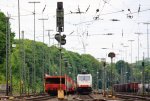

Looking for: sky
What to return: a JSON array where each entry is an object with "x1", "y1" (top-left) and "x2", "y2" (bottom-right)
[{"x1": 0, "y1": 0, "x2": 150, "y2": 63}]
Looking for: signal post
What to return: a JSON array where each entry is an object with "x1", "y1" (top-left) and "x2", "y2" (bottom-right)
[
  {"x1": 55, "y1": 2, "x2": 66, "y2": 99},
  {"x1": 101, "y1": 58, "x2": 106, "y2": 97},
  {"x1": 108, "y1": 52, "x2": 115, "y2": 98}
]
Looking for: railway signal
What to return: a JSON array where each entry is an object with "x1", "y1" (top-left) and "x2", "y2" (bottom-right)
[
  {"x1": 55, "y1": 34, "x2": 66, "y2": 45},
  {"x1": 108, "y1": 52, "x2": 115, "y2": 58},
  {"x1": 55, "y1": 33, "x2": 61, "y2": 42},
  {"x1": 101, "y1": 58, "x2": 106, "y2": 97},
  {"x1": 61, "y1": 34, "x2": 66, "y2": 45},
  {"x1": 56, "y1": 2, "x2": 65, "y2": 99},
  {"x1": 108, "y1": 52, "x2": 115, "y2": 97},
  {"x1": 56, "y1": 2, "x2": 64, "y2": 32}
]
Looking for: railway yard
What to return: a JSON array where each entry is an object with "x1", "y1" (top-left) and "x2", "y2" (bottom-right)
[{"x1": 0, "y1": 0, "x2": 150, "y2": 101}]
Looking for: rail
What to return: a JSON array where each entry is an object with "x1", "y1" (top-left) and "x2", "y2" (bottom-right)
[
  {"x1": 73, "y1": 94, "x2": 106, "y2": 101},
  {"x1": 0, "y1": 93, "x2": 54, "y2": 101},
  {"x1": 24, "y1": 95, "x2": 55, "y2": 101},
  {"x1": 116, "y1": 93, "x2": 150, "y2": 101}
]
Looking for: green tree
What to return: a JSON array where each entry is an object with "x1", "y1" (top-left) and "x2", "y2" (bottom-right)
[{"x1": 0, "y1": 11, "x2": 15, "y2": 83}]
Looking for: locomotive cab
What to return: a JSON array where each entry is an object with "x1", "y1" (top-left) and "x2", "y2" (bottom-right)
[{"x1": 77, "y1": 74, "x2": 92, "y2": 94}]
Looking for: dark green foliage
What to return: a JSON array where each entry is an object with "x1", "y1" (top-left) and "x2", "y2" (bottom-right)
[
  {"x1": 0, "y1": 12, "x2": 7, "y2": 65},
  {"x1": 115, "y1": 60, "x2": 131, "y2": 83},
  {"x1": 0, "y1": 12, "x2": 15, "y2": 64},
  {"x1": 116, "y1": 60, "x2": 125, "y2": 74},
  {"x1": 0, "y1": 11, "x2": 15, "y2": 83}
]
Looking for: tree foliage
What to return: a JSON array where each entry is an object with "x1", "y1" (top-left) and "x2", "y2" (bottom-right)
[
  {"x1": 0, "y1": 11, "x2": 15, "y2": 83},
  {"x1": 8, "y1": 39, "x2": 103, "y2": 92}
]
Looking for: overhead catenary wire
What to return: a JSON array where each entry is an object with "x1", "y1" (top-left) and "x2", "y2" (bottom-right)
[
  {"x1": 66, "y1": 0, "x2": 109, "y2": 53},
  {"x1": 96, "y1": 0, "x2": 112, "y2": 18},
  {"x1": 126, "y1": 8, "x2": 150, "y2": 15},
  {"x1": 103, "y1": 0, "x2": 123, "y2": 11},
  {"x1": 11, "y1": 13, "x2": 34, "y2": 17},
  {"x1": 71, "y1": 10, "x2": 123, "y2": 26}
]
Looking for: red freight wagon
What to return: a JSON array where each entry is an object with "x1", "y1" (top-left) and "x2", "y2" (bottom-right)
[
  {"x1": 44, "y1": 74, "x2": 76, "y2": 95},
  {"x1": 129, "y1": 82, "x2": 139, "y2": 92},
  {"x1": 114, "y1": 82, "x2": 139, "y2": 93}
]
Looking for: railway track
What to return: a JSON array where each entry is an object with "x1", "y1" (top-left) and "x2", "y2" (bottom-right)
[
  {"x1": 24, "y1": 95, "x2": 55, "y2": 101},
  {"x1": 0, "y1": 94, "x2": 56, "y2": 101},
  {"x1": 116, "y1": 93, "x2": 150, "y2": 101},
  {"x1": 73, "y1": 94, "x2": 106, "y2": 101}
]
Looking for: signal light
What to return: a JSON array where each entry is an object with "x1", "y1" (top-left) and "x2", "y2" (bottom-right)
[
  {"x1": 55, "y1": 33, "x2": 61, "y2": 42},
  {"x1": 61, "y1": 34, "x2": 66, "y2": 45},
  {"x1": 142, "y1": 61, "x2": 144, "y2": 67},
  {"x1": 57, "y1": 2, "x2": 63, "y2": 10},
  {"x1": 55, "y1": 34, "x2": 66, "y2": 45},
  {"x1": 103, "y1": 62, "x2": 106, "y2": 67},
  {"x1": 56, "y1": 2, "x2": 64, "y2": 32}
]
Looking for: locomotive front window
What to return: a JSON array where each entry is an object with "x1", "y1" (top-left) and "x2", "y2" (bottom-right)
[
  {"x1": 85, "y1": 76, "x2": 90, "y2": 81},
  {"x1": 79, "y1": 76, "x2": 90, "y2": 81},
  {"x1": 79, "y1": 76, "x2": 84, "y2": 81}
]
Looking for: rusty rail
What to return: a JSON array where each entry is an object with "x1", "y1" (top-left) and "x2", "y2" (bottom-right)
[{"x1": 116, "y1": 94, "x2": 150, "y2": 101}]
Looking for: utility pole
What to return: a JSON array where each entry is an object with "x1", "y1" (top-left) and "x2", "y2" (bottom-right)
[
  {"x1": 63, "y1": 58, "x2": 68, "y2": 95},
  {"x1": 142, "y1": 52, "x2": 145, "y2": 96},
  {"x1": 39, "y1": 18, "x2": 48, "y2": 92},
  {"x1": 8, "y1": 16, "x2": 13, "y2": 95},
  {"x1": 135, "y1": 33, "x2": 143, "y2": 64},
  {"x1": 123, "y1": 45, "x2": 129, "y2": 83},
  {"x1": 128, "y1": 40, "x2": 134, "y2": 64},
  {"x1": 143, "y1": 22, "x2": 150, "y2": 96},
  {"x1": 101, "y1": 58, "x2": 106, "y2": 97},
  {"x1": 97, "y1": 71, "x2": 99, "y2": 91},
  {"x1": 128, "y1": 40, "x2": 134, "y2": 82},
  {"x1": 38, "y1": 18, "x2": 48, "y2": 44},
  {"x1": 46, "y1": 29, "x2": 53, "y2": 75},
  {"x1": 5, "y1": 16, "x2": 9, "y2": 96},
  {"x1": 101, "y1": 48, "x2": 108, "y2": 96},
  {"x1": 21, "y1": 31, "x2": 26, "y2": 94},
  {"x1": 123, "y1": 45, "x2": 129, "y2": 62},
  {"x1": 28, "y1": 1, "x2": 40, "y2": 93},
  {"x1": 17, "y1": 0, "x2": 22, "y2": 96},
  {"x1": 143, "y1": 22, "x2": 150, "y2": 62},
  {"x1": 20, "y1": 31, "x2": 24, "y2": 94},
  {"x1": 103, "y1": 61, "x2": 106, "y2": 97},
  {"x1": 120, "y1": 43, "x2": 124, "y2": 84},
  {"x1": 5, "y1": 14, "x2": 14, "y2": 96},
  {"x1": 46, "y1": 30, "x2": 53, "y2": 47}
]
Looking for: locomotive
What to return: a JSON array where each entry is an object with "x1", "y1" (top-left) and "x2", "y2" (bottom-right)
[
  {"x1": 77, "y1": 73, "x2": 92, "y2": 94},
  {"x1": 44, "y1": 74, "x2": 76, "y2": 95}
]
